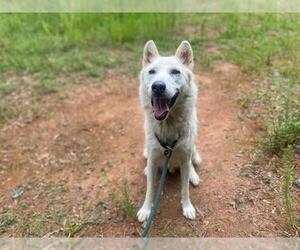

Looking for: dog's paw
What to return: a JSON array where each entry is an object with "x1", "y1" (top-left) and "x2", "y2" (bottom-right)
[
  {"x1": 189, "y1": 168, "x2": 201, "y2": 186},
  {"x1": 182, "y1": 202, "x2": 196, "y2": 220},
  {"x1": 137, "y1": 206, "x2": 151, "y2": 222}
]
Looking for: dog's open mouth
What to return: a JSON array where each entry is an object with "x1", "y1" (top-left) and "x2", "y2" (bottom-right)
[{"x1": 151, "y1": 92, "x2": 179, "y2": 120}]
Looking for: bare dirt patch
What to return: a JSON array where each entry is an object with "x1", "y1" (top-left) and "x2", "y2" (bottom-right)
[{"x1": 0, "y1": 63, "x2": 297, "y2": 237}]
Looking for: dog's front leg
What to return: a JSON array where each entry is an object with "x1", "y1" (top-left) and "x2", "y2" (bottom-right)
[
  {"x1": 137, "y1": 156, "x2": 156, "y2": 222},
  {"x1": 181, "y1": 161, "x2": 196, "y2": 219}
]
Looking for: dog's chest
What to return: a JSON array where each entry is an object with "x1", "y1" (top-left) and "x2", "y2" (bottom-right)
[
  {"x1": 153, "y1": 142, "x2": 190, "y2": 169},
  {"x1": 152, "y1": 118, "x2": 192, "y2": 166},
  {"x1": 153, "y1": 116, "x2": 186, "y2": 141}
]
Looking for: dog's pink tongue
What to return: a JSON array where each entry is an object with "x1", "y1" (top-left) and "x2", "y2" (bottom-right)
[{"x1": 153, "y1": 96, "x2": 169, "y2": 120}]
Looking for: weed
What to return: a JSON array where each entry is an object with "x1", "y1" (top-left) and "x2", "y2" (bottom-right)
[
  {"x1": 64, "y1": 221, "x2": 82, "y2": 237},
  {"x1": 265, "y1": 72, "x2": 300, "y2": 154},
  {"x1": 239, "y1": 93, "x2": 252, "y2": 110},
  {"x1": 249, "y1": 72, "x2": 299, "y2": 227},
  {"x1": 121, "y1": 179, "x2": 136, "y2": 220},
  {"x1": 0, "y1": 213, "x2": 17, "y2": 232}
]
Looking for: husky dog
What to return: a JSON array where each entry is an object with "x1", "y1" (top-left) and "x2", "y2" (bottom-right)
[{"x1": 137, "y1": 40, "x2": 201, "y2": 222}]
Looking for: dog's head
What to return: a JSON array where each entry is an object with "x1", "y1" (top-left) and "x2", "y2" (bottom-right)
[{"x1": 140, "y1": 40, "x2": 194, "y2": 120}]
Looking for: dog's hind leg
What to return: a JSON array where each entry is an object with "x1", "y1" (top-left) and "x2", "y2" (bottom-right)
[
  {"x1": 143, "y1": 144, "x2": 148, "y2": 176},
  {"x1": 192, "y1": 146, "x2": 202, "y2": 167},
  {"x1": 143, "y1": 146, "x2": 148, "y2": 176},
  {"x1": 190, "y1": 146, "x2": 202, "y2": 186},
  {"x1": 189, "y1": 164, "x2": 201, "y2": 186}
]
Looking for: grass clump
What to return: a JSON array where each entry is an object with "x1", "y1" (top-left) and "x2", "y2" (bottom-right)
[
  {"x1": 269, "y1": 74, "x2": 299, "y2": 227},
  {"x1": 34, "y1": 80, "x2": 60, "y2": 95},
  {"x1": 0, "y1": 104, "x2": 15, "y2": 123},
  {"x1": 20, "y1": 215, "x2": 45, "y2": 237},
  {"x1": 64, "y1": 221, "x2": 82, "y2": 237},
  {"x1": 0, "y1": 213, "x2": 17, "y2": 232},
  {"x1": 98, "y1": 54, "x2": 124, "y2": 68},
  {"x1": 0, "y1": 82, "x2": 17, "y2": 95},
  {"x1": 265, "y1": 72, "x2": 300, "y2": 155}
]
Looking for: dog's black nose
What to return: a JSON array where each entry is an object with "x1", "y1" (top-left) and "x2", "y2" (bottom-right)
[{"x1": 152, "y1": 81, "x2": 166, "y2": 95}]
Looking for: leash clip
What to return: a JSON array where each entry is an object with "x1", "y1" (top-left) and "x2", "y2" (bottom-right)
[
  {"x1": 164, "y1": 146, "x2": 173, "y2": 157},
  {"x1": 155, "y1": 134, "x2": 177, "y2": 157}
]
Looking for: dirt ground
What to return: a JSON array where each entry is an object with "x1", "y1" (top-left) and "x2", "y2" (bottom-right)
[{"x1": 0, "y1": 62, "x2": 299, "y2": 237}]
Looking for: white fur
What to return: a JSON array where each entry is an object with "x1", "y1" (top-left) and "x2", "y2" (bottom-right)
[{"x1": 137, "y1": 41, "x2": 202, "y2": 222}]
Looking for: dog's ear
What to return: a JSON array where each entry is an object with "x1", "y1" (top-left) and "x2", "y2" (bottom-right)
[
  {"x1": 143, "y1": 40, "x2": 159, "y2": 67},
  {"x1": 175, "y1": 41, "x2": 194, "y2": 69}
]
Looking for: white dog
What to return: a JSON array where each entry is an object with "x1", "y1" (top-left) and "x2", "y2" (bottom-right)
[{"x1": 137, "y1": 40, "x2": 201, "y2": 222}]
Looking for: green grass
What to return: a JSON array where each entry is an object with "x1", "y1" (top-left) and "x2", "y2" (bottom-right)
[
  {"x1": 34, "y1": 80, "x2": 60, "y2": 95},
  {"x1": 265, "y1": 72, "x2": 300, "y2": 154},
  {"x1": 64, "y1": 220, "x2": 82, "y2": 237},
  {"x1": 0, "y1": 104, "x2": 15, "y2": 123},
  {"x1": 262, "y1": 73, "x2": 299, "y2": 226},
  {"x1": 203, "y1": 15, "x2": 300, "y2": 156},
  {"x1": 0, "y1": 13, "x2": 179, "y2": 124},
  {"x1": 0, "y1": 14, "x2": 176, "y2": 76},
  {"x1": 0, "y1": 213, "x2": 17, "y2": 233},
  {"x1": 20, "y1": 214, "x2": 46, "y2": 237},
  {"x1": 250, "y1": 71, "x2": 300, "y2": 157},
  {"x1": 0, "y1": 82, "x2": 17, "y2": 95},
  {"x1": 1, "y1": 14, "x2": 300, "y2": 77},
  {"x1": 98, "y1": 54, "x2": 124, "y2": 68},
  {"x1": 210, "y1": 14, "x2": 300, "y2": 81}
]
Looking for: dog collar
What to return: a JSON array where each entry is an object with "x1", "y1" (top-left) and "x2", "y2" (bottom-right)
[{"x1": 154, "y1": 133, "x2": 178, "y2": 156}]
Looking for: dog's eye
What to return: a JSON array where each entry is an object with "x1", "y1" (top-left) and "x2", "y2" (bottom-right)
[
  {"x1": 170, "y1": 69, "x2": 180, "y2": 75},
  {"x1": 149, "y1": 69, "x2": 156, "y2": 75}
]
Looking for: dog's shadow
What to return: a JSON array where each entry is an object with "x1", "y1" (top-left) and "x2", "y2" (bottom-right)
[{"x1": 156, "y1": 168, "x2": 181, "y2": 190}]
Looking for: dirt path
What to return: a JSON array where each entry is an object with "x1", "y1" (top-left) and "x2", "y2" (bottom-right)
[{"x1": 0, "y1": 63, "x2": 293, "y2": 237}]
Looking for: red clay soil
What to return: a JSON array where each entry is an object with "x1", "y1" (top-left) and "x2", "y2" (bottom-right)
[{"x1": 0, "y1": 63, "x2": 298, "y2": 237}]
